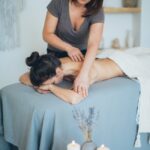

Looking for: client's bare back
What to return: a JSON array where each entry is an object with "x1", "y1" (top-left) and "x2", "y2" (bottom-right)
[{"x1": 60, "y1": 57, "x2": 124, "y2": 85}]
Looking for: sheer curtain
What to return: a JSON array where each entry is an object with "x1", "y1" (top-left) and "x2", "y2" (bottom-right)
[{"x1": 0, "y1": 0, "x2": 24, "y2": 51}]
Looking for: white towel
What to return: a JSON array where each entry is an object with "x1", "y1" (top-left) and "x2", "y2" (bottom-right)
[{"x1": 96, "y1": 47, "x2": 150, "y2": 147}]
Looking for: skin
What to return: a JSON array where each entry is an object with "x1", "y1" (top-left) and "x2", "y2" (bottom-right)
[
  {"x1": 43, "y1": 0, "x2": 104, "y2": 98},
  {"x1": 20, "y1": 57, "x2": 124, "y2": 105}
]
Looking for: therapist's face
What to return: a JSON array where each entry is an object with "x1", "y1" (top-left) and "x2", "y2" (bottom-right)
[{"x1": 76, "y1": 0, "x2": 91, "y2": 6}]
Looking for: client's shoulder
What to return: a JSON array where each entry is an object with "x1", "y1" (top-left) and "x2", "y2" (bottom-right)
[{"x1": 60, "y1": 57, "x2": 72, "y2": 64}]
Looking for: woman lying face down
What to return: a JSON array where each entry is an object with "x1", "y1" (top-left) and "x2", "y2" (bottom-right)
[
  {"x1": 20, "y1": 51, "x2": 124, "y2": 104},
  {"x1": 26, "y1": 52, "x2": 64, "y2": 86}
]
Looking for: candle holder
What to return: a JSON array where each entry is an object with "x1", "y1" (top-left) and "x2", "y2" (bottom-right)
[
  {"x1": 67, "y1": 141, "x2": 80, "y2": 150},
  {"x1": 97, "y1": 144, "x2": 110, "y2": 150},
  {"x1": 73, "y1": 107, "x2": 99, "y2": 150}
]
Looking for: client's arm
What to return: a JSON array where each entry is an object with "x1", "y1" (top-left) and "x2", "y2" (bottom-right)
[
  {"x1": 20, "y1": 72, "x2": 84, "y2": 103},
  {"x1": 39, "y1": 84, "x2": 84, "y2": 105},
  {"x1": 19, "y1": 73, "x2": 49, "y2": 94},
  {"x1": 19, "y1": 72, "x2": 32, "y2": 86}
]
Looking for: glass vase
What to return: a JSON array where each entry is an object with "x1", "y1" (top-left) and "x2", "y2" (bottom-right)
[
  {"x1": 81, "y1": 130, "x2": 97, "y2": 150},
  {"x1": 81, "y1": 140, "x2": 97, "y2": 150}
]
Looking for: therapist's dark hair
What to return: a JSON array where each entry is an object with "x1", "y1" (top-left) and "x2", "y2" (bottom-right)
[
  {"x1": 26, "y1": 51, "x2": 61, "y2": 86},
  {"x1": 72, "y1": 0, "x2": 103, "y2": 17}
]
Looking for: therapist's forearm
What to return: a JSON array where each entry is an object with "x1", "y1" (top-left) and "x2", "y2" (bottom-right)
[
  {"x1": 80, "y1": 44, "x2": 98, "y2": 75},
  {"x1": 80, "y1": 22, "x2": 103, "y2": 75},
  {"x1": 43, "y1": 33, "x2": 73, "y2": 52}
]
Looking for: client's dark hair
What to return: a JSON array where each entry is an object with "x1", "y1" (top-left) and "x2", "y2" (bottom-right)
[{"x1": 26, "y1": 51, "x2": 61, "y2": 86}]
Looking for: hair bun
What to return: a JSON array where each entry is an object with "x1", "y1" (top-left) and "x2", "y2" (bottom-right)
[{"x1": 26, "y1": 51, "x2": 40, "y2": 67}]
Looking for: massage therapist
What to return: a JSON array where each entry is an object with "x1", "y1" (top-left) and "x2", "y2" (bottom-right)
[{"x1": 43, "y1": 0, "x2": 104, "y2": 97}]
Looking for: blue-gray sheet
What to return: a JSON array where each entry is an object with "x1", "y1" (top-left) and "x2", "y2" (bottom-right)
[{"x1": 0, "y1": 77, "x2": 150, "y2": 150}]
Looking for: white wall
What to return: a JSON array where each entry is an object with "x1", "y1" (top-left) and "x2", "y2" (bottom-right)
[
  {"x1": 140, "y1": 0, "x2": 150, "y2": 47},
  {"x1": 0, "y1": 0, "x2": 49, "y2": 88},
  {"x1": 0, "y1": 0, "x2": 146, "y2": 89},
  {"x1": 103, "y1": 0, "x2": 140, "y2": 49},
  {"x1": 103, "y1": 13, "x2": 135, "y2": 48}
]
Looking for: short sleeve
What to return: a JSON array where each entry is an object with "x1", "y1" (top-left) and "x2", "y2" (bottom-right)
[
  {"x1": 47, "y1": 0, "x2": 61, "y2": 18},
  {"x1": 90, "y1": 8, "x2": 105, "y2": 24}
]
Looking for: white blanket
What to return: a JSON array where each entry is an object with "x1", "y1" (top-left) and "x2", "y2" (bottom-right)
[{"x1": 96, "y1": 47, "x2": 150, "y2": 147}]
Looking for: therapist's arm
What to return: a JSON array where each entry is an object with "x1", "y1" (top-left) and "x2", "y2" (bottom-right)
[
  {"x1": 43, "y1": 12, "x2": 83, "y2": 61},
  {"x1": 74, "y1": 23, "x2": 104, "y2": 97}
]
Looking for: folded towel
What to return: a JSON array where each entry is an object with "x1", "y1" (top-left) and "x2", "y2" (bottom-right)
[{"x1": 96, "y1": 47, "x2": 150, "y2": 147}]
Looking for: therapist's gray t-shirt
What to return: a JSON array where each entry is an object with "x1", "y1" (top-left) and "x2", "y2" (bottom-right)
[{"x1": 47, "y1": 0, "x2": 104, "y2": 52}]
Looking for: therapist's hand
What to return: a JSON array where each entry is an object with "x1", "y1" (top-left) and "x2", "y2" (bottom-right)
[
  {"x1": 67, "y1": 47, "x2": 84, "y2": 62},
  {"x1": 73, "y1": 73, "x2": 89, "y2": 97}
]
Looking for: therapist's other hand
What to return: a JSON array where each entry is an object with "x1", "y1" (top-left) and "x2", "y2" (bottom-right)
[
  {"x1": 73, "y1": 73, "x2": 89, "y2": 97},
  {"x1": 67, "y1": 47, "x2": 84, "y2": 62}
]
